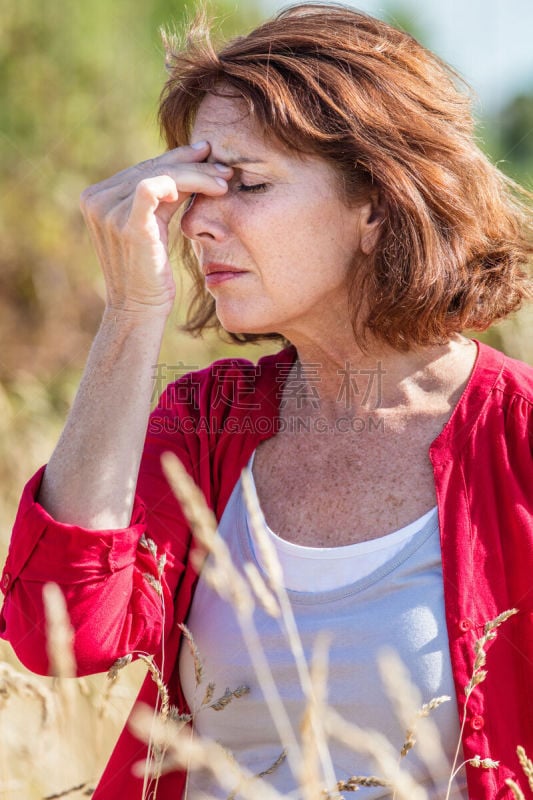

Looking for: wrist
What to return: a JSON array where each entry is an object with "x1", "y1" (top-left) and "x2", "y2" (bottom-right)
[{"x1": 102, "y1": 303, "x2": 172, "y2": 328}]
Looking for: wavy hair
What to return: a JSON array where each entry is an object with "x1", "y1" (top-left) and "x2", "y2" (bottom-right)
[{"x1": 159, "y1": 3, "x2": 533, "y2": 350}]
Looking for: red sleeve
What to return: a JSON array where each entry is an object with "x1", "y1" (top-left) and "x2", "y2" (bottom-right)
[
  {"x1": 0, "y1": 383, "x2": 201, "y2": 677},
  {"x1": 1, "y1": 467, "x2": 167, "y2": 675},
  {"x1": 0, "y1": 350, "x2": 290, "y2": 679}
]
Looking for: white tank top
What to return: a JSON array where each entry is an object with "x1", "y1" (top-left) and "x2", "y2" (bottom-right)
[
  {"x1": 179, "y1": 465, "x2": 467, "y2": 800},
  {"x1": 247, "y1": 449, "x2": 438, "y2": 591}
]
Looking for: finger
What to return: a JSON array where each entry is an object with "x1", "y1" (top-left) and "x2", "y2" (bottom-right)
[
  {"x1": 81, "y1": 142, "x2": 212, "y2": 199},
  {"x1": 127, "y1": 175, "x2": 181, "y2": 229},
  {"x1": 127, "y1": 172, "x2": 229, "y2": 229},
  {"x1": 83, "y1": 158, "x2": 231, "y2": 206},
  {"x1": 155, "y1": 169, "x2": 232, "y2": 225},
  {"x1": 132, "y1": 142, "x2": 211, "y2": 174},
  {"x1": 172, "y1": 166, "x2": 231, "y2": 197},
  {"x1": 83, "y1": 162, "x2": 232, "y2": 218},
  {"x1": 162, "y1": 140, "x2": 211, "y2": 162}
]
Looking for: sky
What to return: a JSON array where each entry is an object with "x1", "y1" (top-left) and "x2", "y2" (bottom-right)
[{"x1": 257, "y1": 0, "x2": 533, "y2": 114}]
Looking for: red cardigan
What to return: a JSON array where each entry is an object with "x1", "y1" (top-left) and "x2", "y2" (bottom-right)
[{"x1": 1, "y1": 341, "x2": 532, "y2": 799}]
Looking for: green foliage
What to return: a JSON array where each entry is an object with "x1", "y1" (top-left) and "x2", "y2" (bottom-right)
[
  {"x1": 0, "y1": 0, "x2": 260, "y2": 379},
  {"x1": 379, "y1": 2, "x2": 431, "y2": 47},
  {"x1": 0, "y1": 0, "x2": 531, "y2": 536},
  {"x1": 474, "y1": 92, "x2": 533, "y2": 364},
  {"x1": 484, "y1": 92, "x2": 533, "y2": 185},
  {"x1": 0, "y1": 0, "x2": 265, "y2": 535}
]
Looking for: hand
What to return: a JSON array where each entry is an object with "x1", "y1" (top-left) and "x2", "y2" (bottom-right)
[{"x1": 80, "y1": 142, "x2": 232, "y2": 316}]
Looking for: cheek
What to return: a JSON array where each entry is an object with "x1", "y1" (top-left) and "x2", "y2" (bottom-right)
[{"x1": 252, "y1": 198, "x2": 323, "y2": 252}]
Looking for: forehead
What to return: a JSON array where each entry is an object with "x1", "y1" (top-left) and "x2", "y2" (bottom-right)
[
  {"x1": 191, "y1": 93, "x2": 284, "y2": 163},
  {"x1": 190, "y1": 92, "x2": 350, "y2": 201},
  {"x1": 193, "y1": 92, "x2": 250, "y2": 131}
]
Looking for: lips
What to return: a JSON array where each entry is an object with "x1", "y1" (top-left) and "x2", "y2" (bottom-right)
[{"x1": 203, "y1": 262, "x2": 249, "y2": 286}]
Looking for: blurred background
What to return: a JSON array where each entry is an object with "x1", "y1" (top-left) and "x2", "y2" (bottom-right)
[
  {"x1": 1, "y1": 0, "x2": 532, "y2": 594},
  {"x1": 1, "y1": 0, "x2": 532, "y2": 534},
  {"x1": 0, "y1": 1, "x2": 531, "y2": 795},
  {"x1": 1, "y1": 0, "x2": 532, "y2": 552}
]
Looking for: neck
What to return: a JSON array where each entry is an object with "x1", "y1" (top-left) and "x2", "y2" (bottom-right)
[{"x1": 284, "y1": 333, "x2": 476, "y2": 418}]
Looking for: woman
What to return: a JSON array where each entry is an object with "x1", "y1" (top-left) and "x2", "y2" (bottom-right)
[{"x1": 1, "y1": 4, "x2": 532, "y2": 799}]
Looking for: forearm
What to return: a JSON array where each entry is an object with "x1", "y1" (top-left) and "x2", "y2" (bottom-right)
[
  {"x1": 38, "y1": 308, "x2": 167, "y2": 529},
  {"x1": 37, "y1": 143, "x2": 230, "y2": 529}
]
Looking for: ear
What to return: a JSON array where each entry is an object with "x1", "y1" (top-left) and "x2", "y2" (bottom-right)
[{"x1": 359, "y1": 190, "x2": 386, "y2": 255}]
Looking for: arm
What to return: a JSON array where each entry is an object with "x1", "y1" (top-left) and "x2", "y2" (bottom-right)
[
  {"x1": 39, "y1": 308, "x2": 167, "y2": 529},
  {"x1": 40, "y1": 143, "x2": 232, "y2": 529},
  {"x1": 14, "y1": 303, "x2": 173, "y2": 672},
  {"x1": 0, "y1": 144, "x2": 233, "y2": 673}
]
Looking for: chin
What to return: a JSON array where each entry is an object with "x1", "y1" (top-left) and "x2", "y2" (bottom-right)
[
  {"x1": 215, "y1": 306, "x2": 276, "y2": 337},
  {"x1": 221, "y1": 321, "x2": 278, "y2": 338}
]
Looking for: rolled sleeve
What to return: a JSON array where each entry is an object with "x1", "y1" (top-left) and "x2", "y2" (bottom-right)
[
  {"x1": 1, "y1": 467, "x2": 146, "y2": 593},
  {"x1": 0, "y1": 467, "x2": 154, "y2": 675}
]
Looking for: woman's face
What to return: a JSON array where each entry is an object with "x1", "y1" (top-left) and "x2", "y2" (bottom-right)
[{"x1": 181, "y1": 93, "x2": 376, "y2": 342}]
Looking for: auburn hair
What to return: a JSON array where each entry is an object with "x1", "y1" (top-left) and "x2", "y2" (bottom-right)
[{"x1": 159, "y1": 3, "x2": 533, "y2": 350}]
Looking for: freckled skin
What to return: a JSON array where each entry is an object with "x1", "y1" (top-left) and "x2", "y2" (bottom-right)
[
  {"x1": 181, "y1": 93, "x2": 374, "y2": 345},
  {"x1": 182, "y1": 93, "x2": 477, "y2": 546}
]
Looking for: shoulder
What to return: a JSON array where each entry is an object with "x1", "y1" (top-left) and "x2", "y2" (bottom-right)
[
  {"x1": 497, "y1": 353, "x2": 533, "y2": 405},
  {"x1": 156, "y1": 345, "x2": 296, "y2": 415},
  {"x1": 144, "y1": 346, "x2": 297, "y2": 510},
  {"x1": 433, "y1": 340, "x2": 532, "y2": 459},
  {"x1": 470, "y1": 342, "x2": 533, "y2": 455},
  {"x1": 193, "y1": 345, "x2": 296, "y2": 388},
  {"x1": 473, "y1": 340, "x2": 533, "y2": 406}
]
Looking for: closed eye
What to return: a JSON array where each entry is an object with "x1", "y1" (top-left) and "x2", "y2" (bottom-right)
[{"x1": 237, "y1": 183, "x2": 269, "y2": 193}]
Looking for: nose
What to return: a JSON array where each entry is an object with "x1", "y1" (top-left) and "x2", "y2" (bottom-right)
[{"x1": 180, "y1": 192, "x2": 229, "y2": 243}]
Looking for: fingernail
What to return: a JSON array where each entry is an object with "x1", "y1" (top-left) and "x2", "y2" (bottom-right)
[
  {"x1": 215, "y1": 177, "x2": 228, "y2": 187},
  {"x1": 214, "y1": 162, "x2": 232, "y2": 173},
  {"x1": 191, "y1": 140, "x2": 208, "y2": 150}
]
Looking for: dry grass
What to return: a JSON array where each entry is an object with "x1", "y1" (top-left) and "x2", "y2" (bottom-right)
[
  {"x1": 0, "y1": 452, "x2": 531, "y2": 799},
  {"x1": 128, "y1": 454, "x2": 526, "y2": 800},
  {"x1": 0, "y1": 637, "x2": 145, "y2": 799}
]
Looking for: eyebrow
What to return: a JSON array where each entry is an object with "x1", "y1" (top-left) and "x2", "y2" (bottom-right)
[{"x1": 209, "y1": 156, "x2": 267, "y2": 168}]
